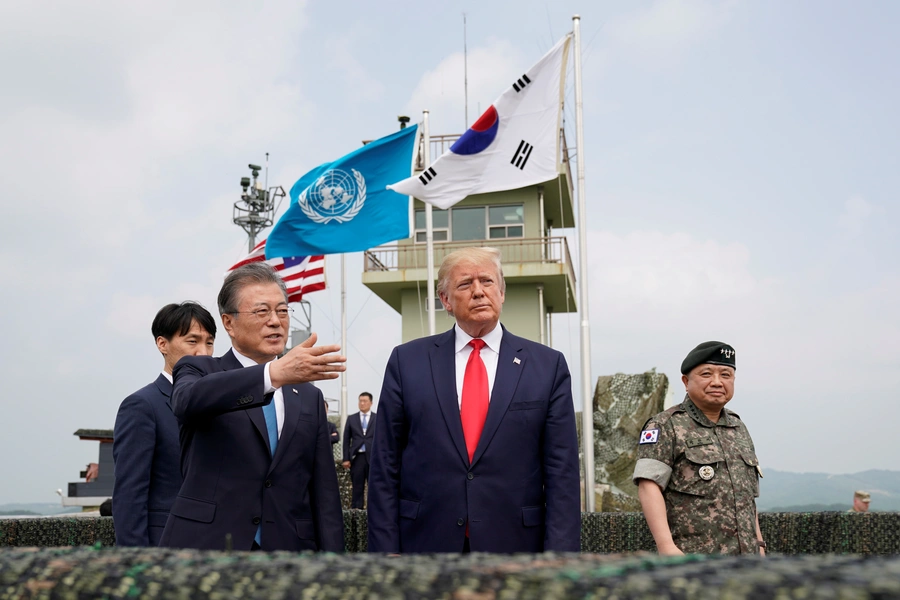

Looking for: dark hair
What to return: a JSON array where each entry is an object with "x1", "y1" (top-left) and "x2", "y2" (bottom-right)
[
  {"x1": 218, "y1": 262, "x2": 288, "y2": 315},
  {"x1": 152, "y1": 301, "x2": 217, "y2": 341},
  {"x1": 359, "y1": 392, "x2": 373, "y2": 402}
]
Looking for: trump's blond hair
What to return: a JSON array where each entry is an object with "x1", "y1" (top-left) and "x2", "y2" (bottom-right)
[{"x1": 436, "y1": 246, "x2": 506, "y2": 298}]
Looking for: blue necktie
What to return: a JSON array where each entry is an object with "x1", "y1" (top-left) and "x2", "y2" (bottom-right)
[
  {"x1": 360, "y1": 413, "x2": 368, "y2": 452},
  {"x1": 255, "y1": 394, "x2": 278, "y2": 547},
  {"x1": 263, "y1": 397, "x2": 278, "y2": 457}
]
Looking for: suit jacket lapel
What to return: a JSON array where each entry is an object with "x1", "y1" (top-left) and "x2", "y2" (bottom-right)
[
  {"x1": 269, "y1": 388, "x2": 301, "y2": 473},
  {"x1": 430, "y1": 328, "x2": 469, "y2": 467},
  {"x1": 221, "y1": 349, "x2": 271, "y2": 454},
  {"x1": 154, "y1": 373, "x2": 173, "y2": 411},
  {"x1": 472, "y1": 329, "x2": 525, "y2": 467}
]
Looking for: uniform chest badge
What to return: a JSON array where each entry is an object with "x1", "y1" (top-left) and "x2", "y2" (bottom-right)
[
  {"x1": 639, "y1": 429, "x2": 659, "y2": 444},
  {"x1": 698, "y1": 465, "x2": 715, "y2": 481}
]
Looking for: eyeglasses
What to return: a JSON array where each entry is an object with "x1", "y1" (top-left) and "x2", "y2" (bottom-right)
[{"x1": 232, "y1": 307, "x2": 293, "y2": 321}]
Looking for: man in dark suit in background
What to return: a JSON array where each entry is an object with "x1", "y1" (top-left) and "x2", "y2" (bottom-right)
[
  {"x1": 342, "y1": 392, "x2": 376, "y2": 509},
  {"x1": 326, "y1": 400, "x2": 340, "y2": 445},
  {"x1": 112, "y1": 302, "x2": 217, "y2": 547},
  {"x1": 159, "y1": 263, "x2": 347, "y2": 551},
  {"x1": 368, "y1": 247, "x2": 581, "y2": 553}
]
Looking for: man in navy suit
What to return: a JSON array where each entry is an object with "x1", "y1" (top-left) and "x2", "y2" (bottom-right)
[
  {"x1": 326, "y1": 400, "x2": 340, "y2": 446},
  {"x1": 341, "y1": 392, "x2": 376, "y2": 508},
  {"x1": 112, "y1": 302, "x2": 217, "y2": 547},
  {"x1": 368, "y1": 247, "x2": 581, "y2": 553},
  {"x1": 159, "y1": 263, "x2": 347, "y2": 551}
]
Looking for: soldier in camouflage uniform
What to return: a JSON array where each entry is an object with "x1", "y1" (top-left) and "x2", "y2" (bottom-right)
[{"x1": 632, "y1": 341, "x2": 765, "y2": 555}]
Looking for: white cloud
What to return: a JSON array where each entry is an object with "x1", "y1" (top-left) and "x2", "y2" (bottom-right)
[
  {"x1": 553, "y1": 227, "x2": 900, "y2": 473},
  {"x1": 589, "y1": 230, "x2": 758, "y2": 311},
  {"x1": 0, "y1": 1, "x2": 312, "y2": 252},
  {"x1": 577, "y1": 228, "x2": 900, "y2": 396},
  {"x1": 404, "y1": 39, "x2": 525, "y2": 134}
]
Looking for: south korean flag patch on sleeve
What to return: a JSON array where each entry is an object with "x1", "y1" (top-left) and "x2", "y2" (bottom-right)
[{"x1": 639, "y1": 429, "x2": 659, "y2": 444}]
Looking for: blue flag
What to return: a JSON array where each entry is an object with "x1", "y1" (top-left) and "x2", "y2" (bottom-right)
[{"x1": 266, "y1": 125, "x2": 418, "y2": 258}]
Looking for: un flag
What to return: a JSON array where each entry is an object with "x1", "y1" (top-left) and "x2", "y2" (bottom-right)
[{"x1": 266, "y1": 125, "x2": 418, "y2": 258}]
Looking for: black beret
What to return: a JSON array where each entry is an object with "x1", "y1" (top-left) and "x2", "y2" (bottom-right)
[{"x1": 681, "y1": 341, "x2": 736, "y2": 375}]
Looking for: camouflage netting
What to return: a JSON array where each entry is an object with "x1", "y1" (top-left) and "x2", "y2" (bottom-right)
[
  {"x1": 1, "y1": 548, "x2": 900, "y2": 599},
  {"x1": 3, "y1": 512, "x2": 899, "y2": 554}
]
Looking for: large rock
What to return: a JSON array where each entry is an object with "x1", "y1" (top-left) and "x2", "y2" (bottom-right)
[{"x1": 593, "y1": 370, "x2": 669, "y2": 497}]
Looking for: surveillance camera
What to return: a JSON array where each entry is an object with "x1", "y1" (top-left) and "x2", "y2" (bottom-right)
[
  {"x1": 248, "y1": 164, "x2": 262, "y2": 172},
  {"x1": 240, "y1": 177, "x2": 251, "y2": 189}
]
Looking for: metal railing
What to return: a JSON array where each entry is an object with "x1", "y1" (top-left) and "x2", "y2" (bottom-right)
[{"x1": 364, "y1": 236, "x2": 576, "y2": 286}]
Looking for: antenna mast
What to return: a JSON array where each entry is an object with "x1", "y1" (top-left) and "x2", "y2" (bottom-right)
[
  {"x1": 232, "y1": 159, "x2": 311, "y2": 349},
  {"x1": 463, "y1": 13, "x2": 469, "y2": 127},
  {"x1": 233, "y1": 162, "x2": 284, "y2": 253}
]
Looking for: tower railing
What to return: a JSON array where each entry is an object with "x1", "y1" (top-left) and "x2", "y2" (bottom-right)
[{"x1": 364, "y1": 236, "x2": 576, "y2": 286}]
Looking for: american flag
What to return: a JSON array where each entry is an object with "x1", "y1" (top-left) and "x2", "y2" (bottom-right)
[{"x1": 227, "y1": 239, "x2": 325, "y2": 303}]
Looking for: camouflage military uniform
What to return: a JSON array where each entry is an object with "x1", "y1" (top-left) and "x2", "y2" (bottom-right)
[{"x1": 632, "y1": 395, "x2": 761, "y2": 554}]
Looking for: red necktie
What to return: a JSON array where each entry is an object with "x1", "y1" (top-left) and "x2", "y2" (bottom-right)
[{"x1": 460, "y1": 339, "x2": 489, "y2": 464}]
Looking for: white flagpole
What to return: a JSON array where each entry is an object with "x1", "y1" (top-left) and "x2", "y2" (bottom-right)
[
  {"x1": 423, "y1": 110, "x2": 436, "y2": 335},
  {"x1": 573, "y1": 15, "x2": 596, "y2": 512},
  {"x1": 340, "y1": 253, "x2": 348, "y2": 434}
]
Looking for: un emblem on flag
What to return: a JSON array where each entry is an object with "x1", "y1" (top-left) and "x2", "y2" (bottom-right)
[{"x1": 299, "y1": 168, "x2": 367, "y2": 224}]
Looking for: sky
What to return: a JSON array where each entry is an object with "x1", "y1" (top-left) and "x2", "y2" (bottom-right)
[{"x1": 0, "y1": 0, "x2": 898, "y2": 504}]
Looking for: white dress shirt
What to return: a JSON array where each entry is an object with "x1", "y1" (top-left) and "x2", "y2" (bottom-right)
[
  {"x1": 232, "y1": 348, "x2": 284, "y2": 438},
  {"x1": 454, "y1": 322, "x2": 503, "y2": 408},
  {"x1": 358, "y1": 410, "x2": 371, "y2": 452},
  {"x1": 161, "y1": 371, "x2": 173, "y2": 384}
]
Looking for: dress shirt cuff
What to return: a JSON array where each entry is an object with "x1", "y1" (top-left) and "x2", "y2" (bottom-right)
[
  {"x1": 633, "y1": 458, "x2": 672, "y2": 489},
  {"x1": 263, "y1": 361, "x2": 276, "y2": 394}
]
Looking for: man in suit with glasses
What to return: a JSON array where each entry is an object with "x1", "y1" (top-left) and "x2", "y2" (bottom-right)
[{"x1": 159, "y1": 262, "x2": 347, "y2": 551}]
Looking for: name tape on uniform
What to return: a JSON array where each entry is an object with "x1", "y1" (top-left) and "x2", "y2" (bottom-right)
[{"x1": 639, "y1": 429, "x2": 659, "y2": 444}]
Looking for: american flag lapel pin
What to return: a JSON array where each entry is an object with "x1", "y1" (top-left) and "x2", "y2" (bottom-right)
[{"x1": 513, "y1": 357, "x2": 521, "y2": 365}]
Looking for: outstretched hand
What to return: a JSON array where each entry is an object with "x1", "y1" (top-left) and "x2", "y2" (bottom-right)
[{"x1": 269, "y1": 333, "x2": 346, "y2": 388}]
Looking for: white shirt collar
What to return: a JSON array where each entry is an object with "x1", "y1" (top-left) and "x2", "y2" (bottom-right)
[
  {"x1": 231, "y1": 347, "x2": 274, "y2": 368},
  {"x1": 161, "y1": 371, "x2": 173, "y2": 384},
  {"x1": 454, "y1": 322, "x2": 502, "y2": 354}
]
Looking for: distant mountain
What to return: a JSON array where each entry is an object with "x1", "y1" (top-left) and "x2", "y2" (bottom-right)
[
  {"x1": 757, "y1": 469, "x2": 900, "y2": 511},
  {"x1": 0, "y1": 503, "x2": 81, "y2": 517}
]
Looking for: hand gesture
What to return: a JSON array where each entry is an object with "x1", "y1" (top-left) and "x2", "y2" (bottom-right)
[{"x1": 270, "y1": 333, "x2": 346, "y2": 387}]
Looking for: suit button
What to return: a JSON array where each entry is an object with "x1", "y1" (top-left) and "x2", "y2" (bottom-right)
[
  {"x1": 467, "y1": 472, "x2": 474, "y2": 480},
  {"x1": 252, "y1": 517, "x2": 261, "y2": 525},
  {"x1": 265, "y1": 480, "x2": 272, "y2": 488},
  {"x1": 457, "y1": 518, "x2": 465, "y2": 526}
]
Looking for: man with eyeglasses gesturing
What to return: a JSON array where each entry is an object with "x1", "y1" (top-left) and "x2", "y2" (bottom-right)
[{"x1": 159, "y1": 263, "x2": 347, "y2": 551}]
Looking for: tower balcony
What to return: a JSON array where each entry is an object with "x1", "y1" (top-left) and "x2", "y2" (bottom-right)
[{"x1": 362, "y1": 236, "x2": 577, "y2": 316}]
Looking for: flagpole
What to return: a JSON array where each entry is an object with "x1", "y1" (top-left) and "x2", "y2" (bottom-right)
[
  {"x1": 340, "y1": 253, "x2": 348, "y2": 434},
  {"x1": 573, "y1": 15, "x2": 596, "y2": 513},
  {"x1": 423, "y1": 109, "x2": 436, "y2": 335}
]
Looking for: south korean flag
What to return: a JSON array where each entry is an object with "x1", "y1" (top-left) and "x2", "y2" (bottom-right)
[
  {"x1": 387, "y1": 34, "x2": 571, "y2": 210},
  {"x1": 639, "y1": 429, "x2": 659, "y2": 445}
]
